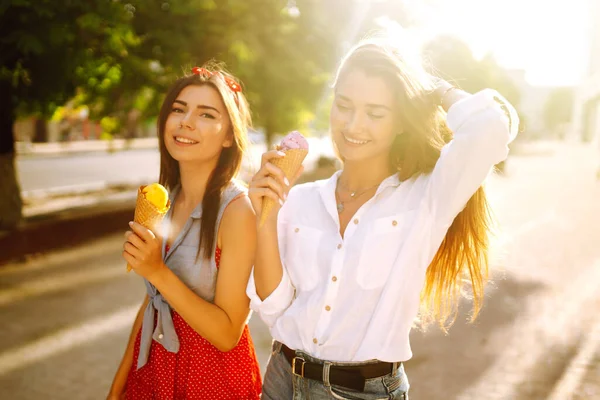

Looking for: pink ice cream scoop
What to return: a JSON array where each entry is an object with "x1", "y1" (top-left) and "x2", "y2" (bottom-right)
[
  {"x1": 278, "y1": 131, "x2": 309, "y2": 151},
  {"x1": 259, "y1": 130, "x2": 309, "y2": 227}
]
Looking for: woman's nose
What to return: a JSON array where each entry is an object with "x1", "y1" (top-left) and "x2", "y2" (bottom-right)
[
  {"x1": 180, "y1": 112, "x2": 196, "y2": 130},
  {"x1": 346, "y1": 112, "x2": 366, "y2": 134}
]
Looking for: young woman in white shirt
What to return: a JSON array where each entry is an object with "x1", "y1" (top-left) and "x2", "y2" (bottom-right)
[{"x1": 247, "y1": 37, "x2": 517, "y2": 400}]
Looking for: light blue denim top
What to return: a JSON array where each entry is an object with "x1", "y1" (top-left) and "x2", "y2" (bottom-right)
[{"x1": 136, "y1": 180, "x2": 246, "y2": 369}]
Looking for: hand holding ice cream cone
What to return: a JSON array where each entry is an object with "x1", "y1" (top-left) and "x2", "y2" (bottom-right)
[
  {"x1": 126, "y1": 183, "x2": 170, "y2": 272},
  {"x1": 249, "y1": 131, "x2": 308, "y2": 228}
]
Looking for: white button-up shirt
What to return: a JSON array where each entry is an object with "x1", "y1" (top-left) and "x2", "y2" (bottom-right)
[{"x1": 247, "y1": 89, "x2": 519, "y2": 363}]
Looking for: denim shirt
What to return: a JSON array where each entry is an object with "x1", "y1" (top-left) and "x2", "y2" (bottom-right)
[{"x1": 136, "y1": 180, "x2": 246, "y2": 369}]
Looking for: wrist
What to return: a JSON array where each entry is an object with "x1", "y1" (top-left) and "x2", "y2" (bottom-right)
[{"x1": 147, "y1": 263, "x2": 170, "y2": 286}]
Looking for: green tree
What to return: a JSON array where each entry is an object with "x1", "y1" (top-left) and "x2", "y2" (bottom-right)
[
  {"x1": 216, "y1": 0, "x2": 340, "y2": 147},
  {"x1": 0, "y1": 0, "x2": 230, "y2": 229},
  {"x1": 423, "y1": 35, "x2": 521, "y2": 107},
  {"x1": 0, "y1": 0, "x2": 135, "y2": 229}
]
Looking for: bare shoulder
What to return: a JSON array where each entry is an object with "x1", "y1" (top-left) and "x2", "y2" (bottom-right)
[
  {"x1": 221, "y1": 194, "x2": 256, "y2": 234},
  {"x1": 218, "y1": 194, "x2": 256, "y2": 269}
]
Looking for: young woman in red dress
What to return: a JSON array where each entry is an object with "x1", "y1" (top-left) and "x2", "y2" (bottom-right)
[{"x1": 107, "y1": 64, "x2": 261, "y2": 400}]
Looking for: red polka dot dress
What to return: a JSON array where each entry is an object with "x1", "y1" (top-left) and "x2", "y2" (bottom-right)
[{"x1": 124, "y1": 247, "x2": 262, "y2": 399}]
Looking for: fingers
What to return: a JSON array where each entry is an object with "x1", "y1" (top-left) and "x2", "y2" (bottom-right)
[
  {"x1": 260, "y1": 149, "x2": 285, "y2": 168},
  {"x1": 125, "y1": 231, "x2": 145, "y2": 250},
  {"x1": 248, "y1": 187, "x2": 283, "y2": 206},
  {"x1": 129, "y1": 221, "x2": 156, "y2": 242},
  {"x1": 122, "y1": 250, "x2": 137, "y2": 267},
  {"x1": 252, "y1": 176, "x2": 286, "y2": 200},
  {"x1": 123, "y1": 241, "x2": 143, "y2": 260},
  {"x1": 264, "y1": 163, "x2": 290, "y2": 186},
  {"x1": 253, "y1": 162, "x2": 288, "y2": 190}
]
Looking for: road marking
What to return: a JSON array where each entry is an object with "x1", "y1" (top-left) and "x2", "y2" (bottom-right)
[
  {"x1": 458, "y1": 259, "x2": 600, "y2": 399},
  {"x1": 0, "y1": 266, "x2": 125, "y2": 307},
  {"x1": 547, "y1": 316, "x2": 600, "y2": 400},
  {"x1": 0, "y1": 305, "x2": 138, "y2": 376}
]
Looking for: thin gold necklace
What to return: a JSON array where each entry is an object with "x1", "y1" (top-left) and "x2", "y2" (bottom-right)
[{"x1": 335, "y1": 180, "x2": 381, "y2": 213}]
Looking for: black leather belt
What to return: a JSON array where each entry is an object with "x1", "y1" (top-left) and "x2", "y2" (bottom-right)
[{"x1": 280, "y1": 343, "x2": 398, "y2": 392}]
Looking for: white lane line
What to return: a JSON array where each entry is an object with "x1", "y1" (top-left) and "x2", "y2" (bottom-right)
[
  {"x1": 0, "y1": 266, "x2": 125, "y2": 307},
  {"x1": 547, "y1": 316, "x2": 600, "y2": 400},
  {"x1": 0, "y1": 305, "x2": 138, "y2": 376}
]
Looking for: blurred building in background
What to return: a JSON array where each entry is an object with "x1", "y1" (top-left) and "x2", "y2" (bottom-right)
[
  {"x1": 572, "y1": 0, "x2": 600, "y2": 144},
  {"x1": 505, "y1": 69, "x2": 557, "y2": 138}
]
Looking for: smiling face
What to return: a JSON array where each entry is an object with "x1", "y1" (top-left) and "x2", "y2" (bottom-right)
[
  {"x1": 163, "y1": 84, "x2": 233, "y2": 165},
  {"x1": 330, "y1": 68, "x2": 400, "y2": 166}
]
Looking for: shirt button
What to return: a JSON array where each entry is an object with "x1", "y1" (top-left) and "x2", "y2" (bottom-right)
[
  {"x1": 392, "y1": 220, "x2": 398, "y2": 226},
  {"x1": 332, "y1": 276, "x2": 338, "y2": 282},
  {"x1": 294, "y1": 227, "x2": 300, "y2": 233},
  {"x1": 313, "y1": 338, "x2": 318, "y2": 344},
  {"x1": 353, "y1": 219, "x2": 359, "y2": 225},
  {"x1": 158, "y1": 334, "x2": 164, "y2": 339},
  {"x1": 325, "y1": 305, "x2": 331, "y2": 311},
  {"x1": 337, "y1": 244, "x2": 342, "y2": 250}
]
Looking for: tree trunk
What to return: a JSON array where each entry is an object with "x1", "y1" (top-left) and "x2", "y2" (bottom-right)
[
  {"x1": 264, "y1": 115, "x2": 275, "y2": 150},
  {"x1": 0, "y1": 84, "x2": 23, "y2": 230},
  {"x1": 33, "y1": 117, "x2": 48, "y2": 142}
]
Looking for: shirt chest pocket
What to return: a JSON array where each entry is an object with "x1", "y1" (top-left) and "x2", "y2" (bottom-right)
[
  {"x1": 356, "y1": 211, "x2": 416, "y2": 289},
  {"x1": 281, "y1": 223, "x2": 323, "y2": 292}
]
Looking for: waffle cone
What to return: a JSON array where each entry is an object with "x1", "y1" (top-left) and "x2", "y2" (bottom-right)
[
  {"x1": 259, "y1": 148, "x2": 308, "y2": 227},
  {"x1": 126, "y1": 185, "x2": 171, "y2": 272}
]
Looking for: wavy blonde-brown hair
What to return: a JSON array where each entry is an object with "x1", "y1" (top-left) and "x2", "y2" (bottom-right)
[{"x1": 334, "y1": 38, "x2": 493, "y2": 330}]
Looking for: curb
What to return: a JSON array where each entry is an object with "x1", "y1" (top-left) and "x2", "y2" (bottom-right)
[{"x1": 0, "y1": 201, "x2": 135, "y2": 266}]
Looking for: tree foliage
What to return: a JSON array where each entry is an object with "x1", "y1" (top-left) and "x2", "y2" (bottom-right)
[{"x1": 543, "y1": 87, "x2": 574, "y2": 130}]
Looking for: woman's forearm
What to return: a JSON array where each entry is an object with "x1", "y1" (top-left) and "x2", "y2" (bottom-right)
[
  {"x1": 253, "y1": 222, "x2": 286, "y2": 301},
  {"x1": 150, "y1": 269, "x2": 246, "y2": 352}
]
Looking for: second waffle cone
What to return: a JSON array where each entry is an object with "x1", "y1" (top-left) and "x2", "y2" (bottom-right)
[{"x1": 259, "y1": 148, "x2": 307, "y2": 227}]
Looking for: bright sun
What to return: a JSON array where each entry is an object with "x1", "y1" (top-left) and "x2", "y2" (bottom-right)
[{"x1": 406, "y1": 0, "x2": 590, "y2": 87}]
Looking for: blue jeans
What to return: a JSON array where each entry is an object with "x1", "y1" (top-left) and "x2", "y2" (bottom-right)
[{"x1": 262, "y1": 341, "x2": 410, "y2": 399}]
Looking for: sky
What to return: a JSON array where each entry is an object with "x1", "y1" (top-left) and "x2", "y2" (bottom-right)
[{"x1": 405, "y1": 0, "x2": 592, "y2": 87}]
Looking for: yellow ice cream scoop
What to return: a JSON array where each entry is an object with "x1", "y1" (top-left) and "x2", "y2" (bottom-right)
[
  {"x1": 142, "y1": 183, "x2": 169, "y2": 212},
  {"x1": 126, "y1": 183, "x2": 171, "y2": 272}
]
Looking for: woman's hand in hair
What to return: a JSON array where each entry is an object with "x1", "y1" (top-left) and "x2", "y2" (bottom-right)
[
  {"x1": 248, "y1": 149, "x2": 304, "y2": 226},
  {"x1": 123, "y1": 222, "x2": 166, "y2": 282},
  {"x1": 430, "y1": 77, "x2": 470, "y2": 112}
]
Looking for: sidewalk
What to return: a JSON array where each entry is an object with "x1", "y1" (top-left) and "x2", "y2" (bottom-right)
[
  {"x1": 0, "y1": 193, "x2": 136, "y2": 265},
  {"x1": 15, "y1": 138, "x2": 159, "y2": 157}
]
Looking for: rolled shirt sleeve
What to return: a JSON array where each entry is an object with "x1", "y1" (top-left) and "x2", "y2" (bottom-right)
[{"x1": 246, "y1": 266, "x2": 295, "y2": 328}]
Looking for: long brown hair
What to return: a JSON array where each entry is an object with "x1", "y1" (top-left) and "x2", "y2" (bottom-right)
[
  {"x1": 157, "y1": 63, "x2": 251, "y2": 259},
  {"x1": 335, "y1": 39, "x2": 493, "y2": 330}
]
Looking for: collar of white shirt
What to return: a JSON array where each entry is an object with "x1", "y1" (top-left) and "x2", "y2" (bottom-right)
[{"x1": 317, "y1": 170, "x2": 402, "y2": 218}]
